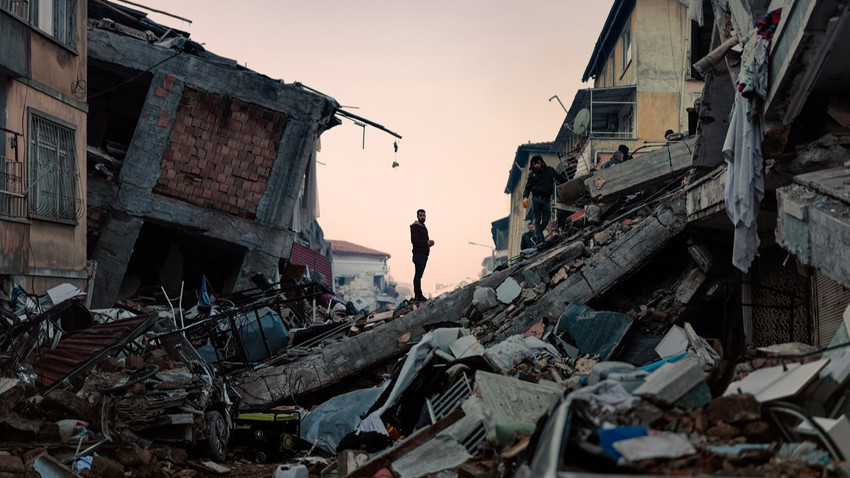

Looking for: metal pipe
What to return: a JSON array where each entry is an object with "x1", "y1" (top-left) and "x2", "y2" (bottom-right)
[{"x1": 112, "y1": 0, "x2": 192, "y2": 23}]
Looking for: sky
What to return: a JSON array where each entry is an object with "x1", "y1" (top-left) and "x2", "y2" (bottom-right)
[{"x1": 138, "y1": 0, "x2": 615, "y2": 296}]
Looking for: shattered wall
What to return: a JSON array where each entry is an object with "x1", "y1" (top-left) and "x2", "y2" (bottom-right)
[
  {"x1": 153, "y1": 87, "x2": 286, "y2": 219},
  {"x1": 85, "y1": 27, "x2": 339, "y2": 308}
]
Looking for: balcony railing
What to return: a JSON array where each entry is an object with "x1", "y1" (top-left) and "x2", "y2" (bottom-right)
[
  {"x1": 0, "y1": 154, "x2": 26, "y2": 219},
  {"x1": 0, "y1": 0, "x2": 30, "y2": 22}
]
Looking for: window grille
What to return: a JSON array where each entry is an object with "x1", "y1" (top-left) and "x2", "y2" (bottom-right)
[
  {"x1": 0, "y1": 137, "x2": 25, "y2": 219},
  {"x1": 28, "y1": 114, "x2": 82, "y2": 223}
]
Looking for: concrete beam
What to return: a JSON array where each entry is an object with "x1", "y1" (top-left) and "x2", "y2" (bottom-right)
[
  {"x1": 498, "y1": 194, "x2": 688, "y2": 339},
  {"x1": 776, "y1": 168, "x2": 850, "y2": 289},
  {"x1": 585, "y1": 138, "x2": 697, "y2": 201},
  {"x1": 87, "y1": 29, "x2": 338, "y2": 124}
]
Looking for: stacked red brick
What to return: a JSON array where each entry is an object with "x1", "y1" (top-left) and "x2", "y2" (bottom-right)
[{"x1": 154, "y1": 85, "x2": 287, "y2": 219}]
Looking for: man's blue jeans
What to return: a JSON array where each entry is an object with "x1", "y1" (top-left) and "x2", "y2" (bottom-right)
[
  {"x1": 531, "y1": 196, "x2": 550, "y2": 242},
  {"x1": 412, "y1": 253, "x2": 428, "y2": 299}
]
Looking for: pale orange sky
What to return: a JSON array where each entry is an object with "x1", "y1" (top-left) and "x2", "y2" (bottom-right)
[{"x1": 138, "y1": 0, "x2": 614, "y2": 295}]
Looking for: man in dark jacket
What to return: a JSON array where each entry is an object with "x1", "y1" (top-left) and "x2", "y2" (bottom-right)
[
  {"x1": 522, "y1": 155, "x2": 567, "y2": 243},
  {"x1": 520, "y1": 223, "x2": 539, "y2": 250},
  {"x1": 410, "y1": 209, "x2": 434, "y2": 302}
]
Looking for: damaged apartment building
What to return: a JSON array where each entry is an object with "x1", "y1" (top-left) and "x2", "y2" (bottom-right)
[
  {"x1": 83, "y1": 0, "x2": 341, "y2": 307},
  {"x1": 1, "y1": 0, "x2": 346, "y2": 306},
  {"x1": 1, "y1": 0, "x2": 89, "y2": 296},
  {"x1": 498, "y1": 0, "x2": 850, "y2": 356}
]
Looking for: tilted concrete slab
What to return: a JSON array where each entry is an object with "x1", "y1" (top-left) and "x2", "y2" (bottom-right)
[
  {"x1": 235, "y1": 194, "x2": 686, "y2": 406},
  {"x1": 585, "y1": 138, "x2": 697, "y2": 201},
  {"x1": 499, "y1": 193, "x2": 688, "y2": 339},
  {"x1": 234, "y1": 237, "x2": 586, "y2": 406}
]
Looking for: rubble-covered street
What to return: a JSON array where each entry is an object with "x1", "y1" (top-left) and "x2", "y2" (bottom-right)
[{"x1": 3, "y1": 0, "x2": 850, "y2": 477}]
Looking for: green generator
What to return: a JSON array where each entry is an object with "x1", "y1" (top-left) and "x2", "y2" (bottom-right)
[{"x1": 233, "y1": 409, "x2": 300, "y2": 464}]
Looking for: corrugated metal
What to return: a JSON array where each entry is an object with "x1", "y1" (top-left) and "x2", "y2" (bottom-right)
[
  {"x1": 814, "y1": 270, "x2": 850, "y2": 347},
  {"x1": 290, "y1": 242, "x2": 332, "y2": 286},
  {"x1": 35, "y1": 314, "x2": 156, "y2": 392}
]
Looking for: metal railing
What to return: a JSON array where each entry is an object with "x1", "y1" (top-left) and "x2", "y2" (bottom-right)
[
  {"x1": 0, "y1": 154, "x2": 25, "y2": 219},
  {"x1": 0, "y1": 0, "x2": 30, "y2": 21}
]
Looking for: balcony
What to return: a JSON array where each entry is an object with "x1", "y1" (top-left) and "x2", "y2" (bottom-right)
[{"x1": 0, "y1": 153, "x2": 26, "y2": 220}]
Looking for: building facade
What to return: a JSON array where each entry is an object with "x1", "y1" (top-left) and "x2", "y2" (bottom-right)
[
  {"x1": 554, "y1": 0, "x2": 708, "y2": 176},
  {"x1": 1, "y1": 0, "x2": 89, "y2": 295}
]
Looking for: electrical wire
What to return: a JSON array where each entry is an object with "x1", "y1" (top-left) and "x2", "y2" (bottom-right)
[{"x1": 88, "y1": 49, "x2": 182, "y2": 100}]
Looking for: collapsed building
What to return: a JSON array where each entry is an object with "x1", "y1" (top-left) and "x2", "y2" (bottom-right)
[
  {"x1": 2, "y1": 0, "x2": 850, "y2": 477},
  {"x1": 84, "y1": 0, "x2": 341, "y2": 308}
]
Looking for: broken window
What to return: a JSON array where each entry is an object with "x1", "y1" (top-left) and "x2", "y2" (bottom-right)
[{"x1": 28, "y1": 112, "x2": 81, "y2": 223}]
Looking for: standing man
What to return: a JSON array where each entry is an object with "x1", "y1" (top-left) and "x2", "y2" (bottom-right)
[
  {"x1": 522, "y1": 155, "x2": 567, "y2": 243},
  {"x1": 520, "y1": 223, "x2": 539, "y2": 250},
  {"x1": 410, "y1": 209, "x2": 434, "y2": 302}
]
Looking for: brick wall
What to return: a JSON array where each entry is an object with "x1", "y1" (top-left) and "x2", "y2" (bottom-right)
[{"x1": 153, "y1": 85, "x2": 287, "y2": 219}]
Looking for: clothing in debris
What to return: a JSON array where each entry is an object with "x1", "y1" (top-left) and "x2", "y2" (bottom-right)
[
  {"x1": 410, "y1": 210, "x2": 432, "y2": 301},
  {"x1": 601, "y1": 150, "x2": 625, "y2": 169},
  {"x1": 723, "y1": 9, "x2": 781, "y2": 273},
  {"x1": 522, "y1": 156, "x2": 567, "y2": 242}
]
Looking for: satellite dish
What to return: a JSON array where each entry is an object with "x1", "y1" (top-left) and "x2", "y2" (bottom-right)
[{"x1": 573, "y1": 108, "x2": 590, "y2": 136}]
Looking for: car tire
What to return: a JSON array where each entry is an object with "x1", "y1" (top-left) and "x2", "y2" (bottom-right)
[{"x1": 205, "y1": 410, "x2": 230, "y2": 461}]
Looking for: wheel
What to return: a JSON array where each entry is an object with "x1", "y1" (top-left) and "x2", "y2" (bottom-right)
[
  {"x1": 204, "y1": 410, "x2": 230, "y2": 461},
  {"x1": 254, "y1": 451, "x2": 267, "y2": 464},
  {"x1": 279, "y1": 432, "x2": 294, "y2": 451}
]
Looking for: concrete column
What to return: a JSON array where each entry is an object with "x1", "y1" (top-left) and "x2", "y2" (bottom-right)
[{"x1": 89, "y1": 213, "x2": 144, "y2": 308}]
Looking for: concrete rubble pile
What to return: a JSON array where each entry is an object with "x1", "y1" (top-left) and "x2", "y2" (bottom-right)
[{"x1": 3, "y1": 172, "x2": 848, "y2": 478}]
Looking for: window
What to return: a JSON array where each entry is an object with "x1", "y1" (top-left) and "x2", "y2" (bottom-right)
[
  {"x1": 28, "y1": 113, "x2": 80, "y2": 222},
  {"x1": 0, "y1": 0, "x2": 30, "y2": 21},
  {"x1": 621, "y1": 23, "x2": 632, "y2": 73},
  {"x1": 0, "y1": 0, "x2": 76, "y2": 47}
]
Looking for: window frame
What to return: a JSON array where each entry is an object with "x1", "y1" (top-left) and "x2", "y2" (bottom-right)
[
  {"x1": 621, "y1": 22, "x2": 632, "y2": 75},
  {"x1": 27, "y1": 109, "x2": 80, "y2": 225},
  {"x1": 0, "y1": 0, "x2": 78, "y2": 49}
]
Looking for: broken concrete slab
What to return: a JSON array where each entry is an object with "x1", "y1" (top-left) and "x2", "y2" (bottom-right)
[
  {"x1": 390, "y1": 434, "x2": 471, "y2": 478},
  {"x1": 500, "y1": 194, "x2": 688, "y2": 340},
  {"x1": 674, "y1": 267, "x2": 707, "y2": 304},
  {"x1": 776, "y1": 173, "x2": 850, "y2": 289},
  {"x1": 472, "y1": 287, "x2": 498, "y2": 313},
  {"x1": 633, "y1": 356, "x2": 705, "y2": 405},
  {"x1": 473, "y1": 371, "x2": 562, "y2": 428},
  {"x1": 585, "y1": 138, "x2": 697, "y2": 201},
  {"x1": 449, "y1": 335, "x2": 485, "y2": 359},
  {"x1": 724, "y1": 358, "x2": 830, "y2": 402},
  {"x1": 496, "y1": 277, "x2": 522, "y2": 305},
  {"x1": 234, "y1": 284, "x2": 479, "y2": 405},
  {"x1": 521, "y1": 268, "x2": 543, "y2": 288}
]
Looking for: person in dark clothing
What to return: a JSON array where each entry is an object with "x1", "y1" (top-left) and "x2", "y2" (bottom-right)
[
  {"x1": 410, "y1": 209, "x2": 434, "y2": 302},
  {"x1": 618, "y1": 144, "x2": 630, "y2": 161},
  {"x1": 522, "y1": 155, "x2": 567, "y2": 243},
  {"x1": 520, "y1": 223, "x2": 539, "y2": 250}
]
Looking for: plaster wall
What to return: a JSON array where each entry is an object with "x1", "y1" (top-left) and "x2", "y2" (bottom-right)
[
  {"x1": 2, "y1": 78, "x2": 87, "y2": 293},
  {"x1": 334, "y1": 255, "x2": 388, "y2": 279}
]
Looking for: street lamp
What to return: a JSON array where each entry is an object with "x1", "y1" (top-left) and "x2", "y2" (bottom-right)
[{"x1": 469, "y1": 241, "x2": 496, "y2": 274}]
